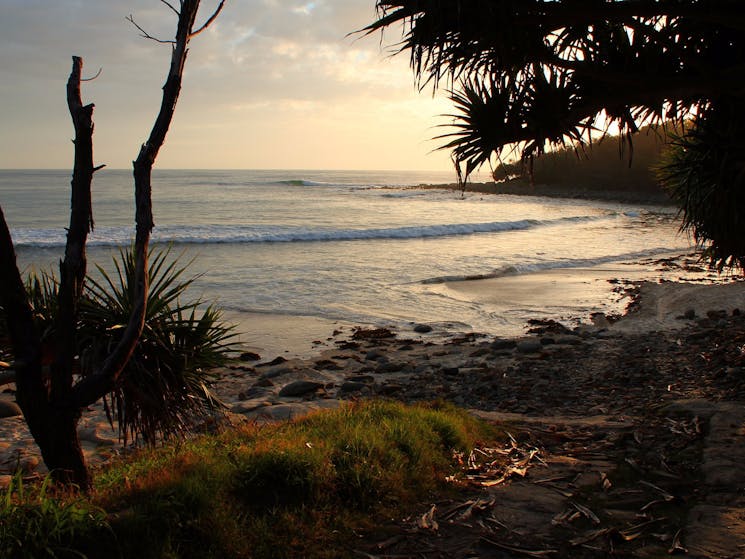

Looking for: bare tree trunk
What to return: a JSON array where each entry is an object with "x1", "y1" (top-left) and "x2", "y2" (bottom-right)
[
  {"x1": 71, "y1": 0, "x2": 205, "y2": 410},
  {"x1": 0, "y1": 0, "x2": 224, "y2": 489}
]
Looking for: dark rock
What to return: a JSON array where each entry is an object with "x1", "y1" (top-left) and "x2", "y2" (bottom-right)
[
  {"x1": 258, "y1": 356, "x2": 287, "y2": 367},
  {"x1": 253, "y1": 377, "x2": 275, "y2": 387},
  {"x1": 707, "y1": 309, "x2": 727, "y2": 320},
  {"x1": 261, "y1": 366, "x2": 291, "y2": 379},
  {"x1": 540, "y1": 337, "x2": 555, "y2": 346},
  {"x1": 516, "y1": 340, "x2": 542, "y2": 354},
  {"x1": 413, "y1": 324, "x2": 433, "y2": 333},
  {"x1": 398, "y1": 344, "x2": 415, "y2": 351},
  {"x1": 442, "y1": 367, "x2": 460, "y2": 376},
  {"x1": 314, "y1": 359, "x2": 341, "y2": 370},
  {"x1": 365, "y1": 350, "x2": 386, "y2": 362},
  {"x1": 239, "y1": 386, "x2": 269, "y2": 400},
  {"x1": 469, "y1": 347, "x2": 491, "y2": 357},
  {"x1": 239, "y1": 351, "x2": 261, "y2": 362},
  {"x1": 278, "y1": 380, "x2": 324, "y2": 398},
  {"x1": 338, "y1": 382, "x2": 368, "y2": 394},
  {"x1": 733, "y1": 308, "x2": 741, "y2": 317},
  {"x1": 378, "y1": 383, "x2": 404, "y2": 395},
  {"x1": 0, "y1": 399, "x2": 22, "y2": 418},
  {"x1": 555, "y1": 335, "x2": 582, "y2": 346},
  {"x1": 683, "y1": 308, "x2": 697, "y2": 320},
  {"x1": 379, "y1": 361, "x2": 406, "y2": 374},
  {"x1": 491, "y1": 338, "x2": 516, "y2": 350},
  {"x1": 352, "y1": 327, "x2": 395, "y2": 340},
  {"x1": 346, "y1": 375, "x2": 375, "y2": 383}
]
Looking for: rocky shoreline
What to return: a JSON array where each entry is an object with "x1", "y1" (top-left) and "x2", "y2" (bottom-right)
[{"x1": 3, "y1": 277, "x2": 744, "y2": 484}]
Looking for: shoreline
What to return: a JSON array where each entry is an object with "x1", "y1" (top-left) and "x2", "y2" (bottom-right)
[
  {"x1": 222, "y1": 251, "x2": 725, "y2": 363},
  {"x1": 416, "y1": 179, "x2": 674, "y2": 205},
  {"x1": 2, "y1": 272, "x2": 744, "y2": 482}
]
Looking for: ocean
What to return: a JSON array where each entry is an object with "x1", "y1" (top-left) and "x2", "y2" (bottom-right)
[{"x1": 1, "y1": 169, "x2": 692, "y2": 355}]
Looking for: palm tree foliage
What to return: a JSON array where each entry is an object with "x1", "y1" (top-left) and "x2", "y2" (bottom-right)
[
  {"x1": 1, "y1": 247, "x2": 236, "y2": 445},
  {"x1": 657, "y1": 99, "x2": 745, "y2": 271},
  {"x1": 365, "y1": 0, "x2": 745, "y2": 265}
]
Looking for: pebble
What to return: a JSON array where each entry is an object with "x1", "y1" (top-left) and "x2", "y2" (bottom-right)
[{"x1": 413, "y1": 324, "x2": 433, "y2": 333}]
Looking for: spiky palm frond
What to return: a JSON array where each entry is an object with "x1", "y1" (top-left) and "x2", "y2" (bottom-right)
[
  {"x1": 657, "y1": 99, "x2": 745, "y2": 271},
  {"x1": 78, "y1": 245, "x2": 236, "y2": 445},
  {"x1": 366, "y1": 1, "x2": 745, "y2": 180}
]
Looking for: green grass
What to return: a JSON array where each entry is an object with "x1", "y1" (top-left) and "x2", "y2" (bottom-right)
[{"x1": 2, "y1": 401, "x2": 497, "y2": 559}]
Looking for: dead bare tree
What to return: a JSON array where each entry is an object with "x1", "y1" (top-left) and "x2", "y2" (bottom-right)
[{"x1": 0, "y1": 0, "x2": 225, "y2": 489}]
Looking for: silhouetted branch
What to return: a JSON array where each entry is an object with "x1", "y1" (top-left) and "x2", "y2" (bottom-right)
[
  {"x1": 73, "y1": 0, "x2": 208, "y2": 409},
  {"x1": 81, "y1": 67, "x2": 103, "y2": 82},
  {"x1": 160, "y1": 0, "x2": 180, "y2": 16},
  {"x1": 190, "y1": 0, "x2": 226, "y2": 38},
  {"x1": 126, "y1": 14, "x2": 176, "y2": 44}
]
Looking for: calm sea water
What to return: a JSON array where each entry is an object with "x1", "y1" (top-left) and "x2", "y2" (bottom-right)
[{"x1": 1, "y1": 169, "x2": 691, "y2": 341}]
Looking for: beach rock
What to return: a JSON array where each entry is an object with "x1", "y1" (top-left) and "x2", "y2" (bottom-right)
[
  {"x1": 365, "y1": 349, "x2": 386, "y2": 362},
  {"x1": 239, "y1": 351, "x2": 261, "y2": 362},
  {"x1": 261, "y1": 366, "x2": 292, "y2": 379},
  {"x1": 240, "y1": 386, "x2": 271, "y2": 400},
  {"x1": 469, "y1": 347, "x2": 491, "y2": 358},
  {"x1": 413, "y1": 324, "x2": 433, "y2": 333},
  {"x1": 314, "y1": 359, "x2": 342, "y2": 371},
  {"x1": 555, "y1": 335, "x2": 582, "y2": 346},
  {"x1": 261, "y1": 403, "x2": 304, "y2": 421},
  {"x1": 259, "y1": 356, "x2": 287, "y2": 367},
  {"x1": 279, "y1": 380, "x2": 324, "y2": 398},
  {"x1": 253, "y1": 377, "x2": 275, "y2": 388},
  {"x1": 516, "y1": 340, "x2": 542, "y2": 354},
  {"x1": 491, "y1": 339, "x2": 516, "y2": 350},
  {"x1": 378, "y1": 361, "x2": 406, "y2": 374},
  {"x1": 232, "y1": 400, "x2": 272, "y2": 415},
  {"x1": 378, "y1": 383, "x2": 404, "y2": 395},
  {"x1": 346, "y1": 375, "x2": 374, "y2": 383},
  {"x1": 338, "y1": 382, "x2": 368, "y2": 395},
  {"x1": 0, "y1": 399, "x2": 21, "y2": 418}
]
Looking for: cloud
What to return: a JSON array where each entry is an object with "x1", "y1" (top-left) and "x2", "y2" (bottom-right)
[{"x1": 0, "y1": 0, "x2": 456, "y2": 171}]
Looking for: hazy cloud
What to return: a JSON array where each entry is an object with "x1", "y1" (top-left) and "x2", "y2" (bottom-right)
[{"x1": 0, "y1": 0, "x2": 455, "y2": 170}]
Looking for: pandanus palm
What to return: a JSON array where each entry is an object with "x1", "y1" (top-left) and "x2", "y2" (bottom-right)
[
  {"x1": 1, "y1": 247, "x2": 236, "y2": 446},
  {"x1": 364, "y1": 0, "x2": 745, "y2": 267}
]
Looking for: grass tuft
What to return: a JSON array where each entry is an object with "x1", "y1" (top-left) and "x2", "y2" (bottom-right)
[{"x1": 2, "y1": 401, "x2": 497, "y2": 559}]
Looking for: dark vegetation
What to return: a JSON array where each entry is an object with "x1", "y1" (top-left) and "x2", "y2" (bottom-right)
[
  {"x1": 365, "y1": 0, "x2": 745, "y2": 268},
  {"x1": 0, "y1": 401, "x2": 494, "y2": 559},
  {"x1": 0, "y1": 246, "x2": 235, "y2": 445}
]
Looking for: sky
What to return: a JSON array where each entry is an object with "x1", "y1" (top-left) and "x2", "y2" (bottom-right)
[{"x1": 0, "y1": 0, "x2": 459, "y2": 171}]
